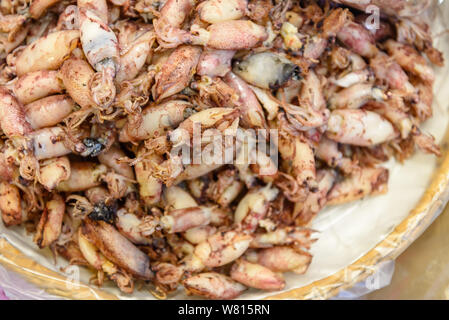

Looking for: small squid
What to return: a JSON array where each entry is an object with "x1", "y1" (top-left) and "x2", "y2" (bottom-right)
[
  {"x1": 282, "y1": 85, "x2": 330, "y2": 132},
  {"x1": 172, "y1": 163, "x2": 224, "y2": 185},
  {"x1": 134, "y1": 148, "x2": 163, "y2": 206},
  {"x1": 24, "y1": 94, "x2": 75, "y2": 129},
  {"x1": 327, "y1": 167, "x2": 389, "y2": 205},
  {"x1": 78, "y1": 227, "x2": 134, "y2": 293},
  {"x1": 29, "y1": 0, "x2": 62, "y2": 19},
  {"x1": 29, "y1": 126, "x2": 72, "y2": 160},
  {"x1": 230, "y1": 259, "x2": 285, "y2": 291},
  {"x1": 77, "y1": 0, "x2": 108, "y2": 24},
  {"x1": 119, "y1": 100, "x2": 190, "y2": 142},
  {"x1": 57, "y1": 162, "x2": 107, "y2": 192},
  {"x1": 163, "y1": 185, "x2": 198, "y2": 210},
  {"x1": 0, "y1": 181, "x2": 23, "y2": 227},
  {"x1": 98, "y1": 145, "x2": 134, "y2": 181},
  {"x1": 246, "y1": 246, "x2": 312, "y2": 274},
  {"x1": 153, "y1": 45, "x2": 202, "y2": 101},
  {"x1": 152, "y1": 262, "x2": 184, "y2": 291},
  {"x1": 197, "y1": 0, "x2": 248, "y2": 24},
  {"x1": 234, "y1": 185, "x2": 279, "y2": 232},
  {"x1": 15, "y1": 30, "x2": 80, "y2": 76},
  {"x1": 115, "y1": 208, "x2": 157, "y2": 245},
  {"x1": 116, "y1": 29, "x2": 155, "y2": 83},
  {"x1": 250, "y1": 226, "x2": 315, "y2": 250},
  {"x1": 81, "y1": 218, "x2": 153, "y2": 280},
  {"x1": 59, "y1": 57, "x2": 96, "y2": 110},
  {"x1": 78, "y1": 6, "x2": 119, "y2": 109},
  {"x1": 13, "y1": 70, "x2": 64, "y2": 104},
  {"x1": 224, "y1": 72, "x2": 267, "y2": 130},
  {"x1": 56, "y1": 5, "x2": 79, "y2": 30},
  {"x1": 191, "y1": 20, "x2": 268, "y2": 50},
  {"x1": 364, "y1": 100, "x2": 413, "y2": 139},
  {"x1": 0, "y1": 23, "x2": 29, "y2": 60},
  {"x1": 98, "y1": 145, "x2": 135, "y2": 199},
  {"x1": 194, "y1": 230, "x2": 252, "y2": 268},
  {"x1": 331, "y1": 0, "x2": 432, "y2": 18},
  {"x1": 183, "y1": 272, "x2": 246, "y2": 299},
  {"x1": 316, "y1": 137, "x2": 358, "y2": 174},
  {"x1": 153, "y1": 0, "x2": 195, "y2": 48},
  {"x1": 249, "y1": 85, "x2": 280, "y2": 121},
  {"x1": 38, "y1": 156, "x2": 71, "y2": 191},
  {"x1": 0, "y1": 87, "x2": 32, "y2": 139},
  {"x1": 233, "y1": 52, "x2": 299, "y2": 90},
  {"x1": 413, "y1": 81, "x2": 433, "y2": 122},
  {"x1": 197, "y1": 49, "x2": 236, "y2": 78},
  {"x1": 337, "y1": 21, "x2": 378, "y2": 58},
  {"x1": 188, "y1": 168, "x2": 244, "y2": 207},
  {"x1": 370, "y1": 52, "x2": 416, "y2": 98},
  {"x1": 384, "y1": 39, "x2": 435, "y2": 84},
  {"x1": 169, "y1": 107, "x2": 240, "y2": 148},
  {"x1": 34, "y1": 193, "x2": 65, "y2": 248},
  {"x1": 328, "y1": 83, "x2": 386, "y2": 110},
  {"x1": 330, "y1": 69, "x2": 374, "y2": 88},
  {"x1": 326, "y1": 109, "x2": 398, "y2": 147},
  {"x1": 161, "y1": 206, "x2": 215, "y2": 233}
]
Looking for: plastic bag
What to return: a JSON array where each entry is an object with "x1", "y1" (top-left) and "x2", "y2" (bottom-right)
[{"x1": 0, "y1": 263, "x2": 62, "y2": 300}]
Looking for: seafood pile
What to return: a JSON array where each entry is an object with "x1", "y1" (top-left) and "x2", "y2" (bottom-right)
[{"x1": 0, "y1": 0, "x2": 444, "y2": 299}]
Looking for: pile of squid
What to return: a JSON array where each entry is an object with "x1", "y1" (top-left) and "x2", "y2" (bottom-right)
[{"x1": 0, "y1": 0, "x2": 444, "y2": 299}]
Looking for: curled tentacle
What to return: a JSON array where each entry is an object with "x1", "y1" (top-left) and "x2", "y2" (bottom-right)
[{"x1": 89, "y1": 67, "x2": 117, "y2": 112}]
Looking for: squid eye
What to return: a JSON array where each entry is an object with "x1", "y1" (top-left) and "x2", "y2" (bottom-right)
[
  {"x1": 82, "y1": 138, "x2": 105, "y2": 157},
  {"x1": 88, "y1": 202, "x2": 116, "y2": 224}
]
